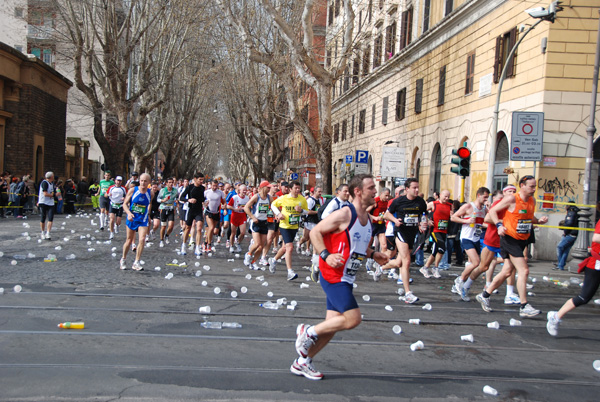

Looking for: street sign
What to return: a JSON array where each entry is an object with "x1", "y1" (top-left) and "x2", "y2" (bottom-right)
[
  {"x1": 290, "y1": 173, "x2": 298, "y2": 180},
  {"x1": 355, "y1": 163, "x2": 369, "y2": 174},
  {"x1": 355, "y1": 150, "x2": 369, "y2": 164},
  {"x1": 380, "y1": 147, "x2": 406, "y2": 177},
  {"x1": 345, "y1": 155, "x2": 353, "y2": 164},
  {"x1": 510, "y1": 112, "x2": 544, "y2": 161}
]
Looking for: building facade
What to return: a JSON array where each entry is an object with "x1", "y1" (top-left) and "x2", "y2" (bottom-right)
[{"x1": 328, "y1": 0, "x2": 599, "y2": 259}]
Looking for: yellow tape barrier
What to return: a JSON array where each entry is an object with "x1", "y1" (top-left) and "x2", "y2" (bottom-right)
[
  {"x1": 536, "y1": 199, "x2": 596, "y2": 208},
  {"x1": 534, "y1": 224, "x2": 595, "y2": 232}
]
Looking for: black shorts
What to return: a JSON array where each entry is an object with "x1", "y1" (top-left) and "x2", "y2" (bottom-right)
[
  {"x1": 109, "y1": 205, "x2": 123, "y2": 217},
  {"x1": 179, "y1": 205, "x2": 185, "y2": 220},
  {"x1": 250, "y1": 220, "x2": 269, "y2": 235},
  {"x1": 185, "y1": 210, "x2": 204, "y2": 227},
  {"x1": 500, "y1": 234, "x2": 529, "y2": 259},
  {"x1": 526, "y1": 227, "x2": 536, "y2": 245},
  {"x1": 372, "y1": 222, "x2": 386, "y2": 236},
  {"x1": 395, "y1": 228, "x2": 418, "y2": 249},
  {"x1": 205, "y1": 211, "x2": 221, "y2": 222},
  {"x1": 99, "y1": 196, "x2": 110, "y2": 210},
  {"x1": 386, "y1": 235, "x2": 396, "y2": 251},
  {"x1": 160, "y1": 209, "x2": 175, "y2": 223},
  {"x1": 268, "y1": 221, "x2": 279, "y2": 232},
  {"x1": 39, "y1": 204, "x2": 54, "y2": 223},
  {"x1": 431, "y1": 232, "x2": 447, "y2": 256},
  {"x1": 150, "y1": 209, "x2": 160, "y2": 220},
  {"x1": 280, "y1": 227, "x2": 298, "y2": 244}
]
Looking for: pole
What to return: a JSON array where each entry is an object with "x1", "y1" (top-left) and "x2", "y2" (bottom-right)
[
  {"x1": 460, "y1": 177, "x2": 465, "y2": 203},
  {"x1": 486, "y1": 19, "x2": 543, "y2": 190},
  {"x1": 572, "y1": 9, "x2": 600, "y2": 260}
]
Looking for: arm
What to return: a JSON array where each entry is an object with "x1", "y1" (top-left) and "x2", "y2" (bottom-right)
[
  {"x1": 593, "y1": 232, "x2": 600, "y2": 244},
  {"x1": 451, "y1": 203, "x2": 473, "y2": 224},
  {"x1": 122, "y1": 188, "x2": 135, "y2": 221},
  {"x1": 532, "y1": 214, "x2": 548, "y2": 224},
  {"x1": 309, "y1": 207, "x2": 351, "y2": 268},
  {"x1": 244, "y1": 195, "x2": 258, "y2": 222},
  {"x1": 489, "y1": 195, "x2": 515, "y2": 236}
]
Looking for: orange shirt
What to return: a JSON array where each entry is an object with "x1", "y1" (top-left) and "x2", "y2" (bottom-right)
[{"x1": 503, "y1": 193, "x2": 535, "y2": 240}]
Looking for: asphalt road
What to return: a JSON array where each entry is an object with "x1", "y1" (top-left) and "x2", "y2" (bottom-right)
[{"x1": 1, "y1": 212, "x2": 599, "y2": 401}]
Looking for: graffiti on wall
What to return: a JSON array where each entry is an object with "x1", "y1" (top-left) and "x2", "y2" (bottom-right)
[{"x1": 538, "y1": 177, "x2": 577, "y2": 197}]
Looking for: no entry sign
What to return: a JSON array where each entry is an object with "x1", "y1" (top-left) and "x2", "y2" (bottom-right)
[{"x1": 510, "y1": 112, "x2": 544, "y2": 161}]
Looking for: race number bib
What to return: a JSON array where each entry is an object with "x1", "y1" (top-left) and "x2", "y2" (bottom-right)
[
  {"x1": 437, "y1": 219, "x2": 448, "y2": 231},
  {"x1": 289, "y1": 214, "x2": 300, "y2": 225},
  {"x1": 347, "y1": 252, "x2": 366, "y2": 277},
  {"x1": 131, "y1": 203, "x2": 147, "y2": 214},
  {"x1": 475, "y1": 224, "x2": 483, "y2": 237},
  {"x1": 258, "y1": 204, "x2": 269, "y2": 213},
  {"x1": 516, "y1": 219, "x2": 532, "y2": 234},
  {"x1": 404, "y1": 214, "x2": 419, "y2": 226},
  {"x1": 111, "y1": 203, "x2": 122, "y2": 209}
]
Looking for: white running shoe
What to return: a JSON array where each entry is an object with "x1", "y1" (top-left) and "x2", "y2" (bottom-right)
[
  {"x1": 119, "y1": 258, "x2": 127, "y2": 270},
  {"x1": 250, "y1": 262, "x2": 260, "y2": 271},
  {"x1": 165, "y1": 235, "x2": 169, "y2": 244},
  {"x1": 235, "y1": 244, "x2": 242, "y2": 253},
  {"x1": 268, "y1": 257, "x2": 277, "y2": 273},
  {"x1": 504, "y1": 293, "x2": 520, "y2": 305},
  {"x1": 131, "y1": 243, "x2": 137, "y2": 252},
  {"x1": 180, "y1": 243, "x2": 187, "y2": 255},
  {"x1": 520, "y1": 303, "x2": 541, "y2": 318},
  {"x1": 195, "y1": 246, "x2": 202, "y2": 256},
  {"x1": 404, "y1": 292, "x2": 419, "y2": 304},
  {"x1": 259, "y1": 257, "x2": 268, "y2": 266},
  {"x1": 244, "y1": 252, "x2": 253, "y2": 267},
  {"x1": 132, "y1": 260, "x2": 143, "y2": 271},
  {"x1": 475, "y1": 293, "x2": 493, "y2": 312},
  {"x1": 295, "y1": 324, "x2": 316, "y2": 358},
  {"x1": 290, "y1": 358, "x2": 323, "y2": 380},
  {"x1": 109, "y1": 232, "x2": 114, "y2": 240},
  {"x1": 287, "y1": 270, "x2": 298, "y2": 281},
  {"x1": 229, "y1": 246, "x2": 235, "y2": 253},
  {"x1": 115, "y1": 225, "x2": 119, "y2": 234},
  {"x1": 546, "y1": 311, "x2": 560, "y2": 336},
  {"x1": 419, "y1": 266, "x2": 432, "y2": 278},
  {"x1": 159, "y1": 240, "x2": 165, "y2": 248},
  {"x1": 431, "y1": 267, "x2": 441, "y2": 279}
]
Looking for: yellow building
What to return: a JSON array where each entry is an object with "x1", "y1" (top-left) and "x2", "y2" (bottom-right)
[{"x1": 329, "y1": 0, "x2": 599, "y2": 259}]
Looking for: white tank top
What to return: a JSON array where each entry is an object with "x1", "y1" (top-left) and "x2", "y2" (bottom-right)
[
  {"x1": 460, "y1": 202, "x2": 486, "y2": 242},
  {"x1": 252, "y1": 195, "x2": 270, "y2": 221}
]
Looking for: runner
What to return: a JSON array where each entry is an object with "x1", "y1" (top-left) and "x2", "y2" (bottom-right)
[
  {"x1": 158, "y1": 177, "x2": 178, "y2": 248},
  {"x1": 227, "y1": 184, "x2": 250, "y2": 253},
  {"x1": 475, "y1": 176, "x2": 548, "y2": 317},
  {"x1": 383, "y1": 178, "x2": 428, "y2": 304},
  {"x1": 107, "y1": 176, "x2": 127, "y2": 240},
  {"x1": 450, "y1": 187, "x2": 490, "y2": 301},
  {"x1": 177, "y1": 178, "x2": 189, "y2": 235},
  {"x1": 260, "y1": 182, "x2": 281, "y2": 268},
  {"x1": 296, "y1": 186, "x2": 321, "y2": 255},
  {"x1": 203, "y1": 179, "x2": 226, "y2": 252},
  {"x1": 224, "y1": 183, "x2": 239, "y2": 249},
  {"x1": 321, "y1": 184, "x2": 350, "y2": 220},
  {"x1": 420, "y1": 189, "x2": 452, "y2": 279},
  {"x1": 38, "y1": 171, "x2": 56, "y2": 240},
  {"x1": 179, "y1": 172, "x2": 206, "y2": 256},
  {"x1": 243, "y1": 181, "x2": 272, "y2": 269},
  {"x1": 98, "y1": 171, "x2": 114, "y2": 231},
  {"x1": 120, "y1": 173, "x2": 153, "y2": 271},
  {"x1": 270, "y1": 181, "x2": 308, "y2": 281},
  {"x1": 148, "y1": 181, "x2": 161, "y2": 242},
  {"x1": 292, "y1": 174, "x2": 389, "y2": 380},
  {"x1": 365, "y1": 188, "x2": 391, "y2": 272}
]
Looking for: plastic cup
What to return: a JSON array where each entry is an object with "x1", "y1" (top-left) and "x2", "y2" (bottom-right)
[
  {"x1": 483, "y1": 385, "x2": 498, "y2": 396},
  {"x1": 201, "y1": 280, "x2": 208, "y2": 286},
  {"x1": 593, "y1": 360, "x2": 600, "y2": 372},
  {"x1": 487, "y1": 321, "x2": 500, "y2": 329},
  {"x1": 245, "y1": 274, "x2": 252, "y2": 280},
  {"x1": 165, "y1": 273, "x2": 173, "y2": 280},
  {"x1": 241, "y1": 286, "x2": 248, "y2": 294},
  {"x1": 409, "y1": 319, "x2": 420, "y2": 325},
  {"x1": 392, "y1": 325, "x2": 402, "y2": 334},
  {"x1": 509, "y1": 318, "x2": 522, "y2": 326},
  {"x1": 287, "y1": 305, "x2": 295, "y2": 310},
  {"x1": 199, "y1": 306, "x2": 211, "y2": 313},
  {"x1": 300, "y1": 283, "x2": 309, "y2": 289},
  {"x1": 362, "y1": 295, "x2": 371, "y2": 302},
  {"x1": 267, "y1": 291, "x2": 274, "y2": 297},
  {"x1": 231, "y1": 291, "x2": 238, "y2": 298},
  {"x1": 155, "y1": 267, "x2": 161, "y2": 271},
  {"x1": 422, "y1": 303, "x2": 432, "y2": 310},
  {"x1": 214, "y1": 287, "x2": 221, "y2": 295},
  {"x1": 410, "y1": 341, "x2": 424, "y2": 351},
  {"x1": 385, "y1": 305, "x2": 393, "y2": 311},
  {"x1": 195, "y1": 270, "x2": 202, "y2": 277},
  {"x1": 461, "y1": 334, "x2": 474, "y2": 342},
  {"x1": 13, "y1": 285, "x2": 22, "y2": 293},
  {"x1": 262, "y1": 282, "x2": 269, "y2": 287}
]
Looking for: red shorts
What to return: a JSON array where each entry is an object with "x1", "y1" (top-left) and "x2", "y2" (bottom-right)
[{"x1": 231, "y1": 212, "x2": 247, "y2": 227}]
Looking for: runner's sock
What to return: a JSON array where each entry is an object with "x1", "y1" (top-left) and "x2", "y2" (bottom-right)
[
  {"x1": 298, "y1": 356, "x2": 310, "y2": 365},
  {"x1": 482, "y1": 290, "x2": 491, "y2": 298},
  {"x1": 507, "y1": 285, "x2": 515, "y2": 295},
  {"x1": 307, "y1": 326, "x2": 318, "y2": 338},
  {"x1": 464, "y1": 278, "x2": 474, "y2": 290}
]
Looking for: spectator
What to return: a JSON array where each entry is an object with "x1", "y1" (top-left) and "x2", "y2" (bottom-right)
[
  {"x1": 64, "y1": 179, "x2": 77, "y2": 214},
  {"x1": 55, "y1": 180, "x2": 64, "y2": 214},
  {"x1": 89, "y1": 179, "x2": 100, "y2": 212},
  {"x1": 24, "y1": 175, "x2": 36, "y2": 214},
  {"x1": 555, "y1": 206, "x2": 580, "y2": 271},
  {"x1": 9, "y1": 177, "x2": 19, "y2": 217},
  {"x1": 77, "y1": 176, "x2": 89, "y2": 212},
  {"x1": 0, "y1": 172, "x2": 9, "y2": 218}
]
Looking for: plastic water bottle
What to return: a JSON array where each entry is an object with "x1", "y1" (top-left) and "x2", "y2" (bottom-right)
[
  {"x1": 66, "y1": 254, "x2": 76, "y2": 260},
  {"x1": 201, "y1": 321, "x2": 222, "y2": 329},
  {"x1": 222, "y1": 322, "x2": 242, "y2": 329},
  {"x1": 260, "y1": 301, "x2": 280, "y2": 310},
  {"x1": 58, "y1": 321, "x2": 84, "y2": 329},
  {"x1": 421, "y1": 212, "x2": 428, "y2": 229}
]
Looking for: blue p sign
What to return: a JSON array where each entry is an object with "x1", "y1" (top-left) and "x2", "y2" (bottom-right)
[{"x1": 356, "y1": 150, "x2": 369, "y2": 164}]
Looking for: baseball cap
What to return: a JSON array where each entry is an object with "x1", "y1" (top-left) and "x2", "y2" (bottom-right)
[
  {"x1": 132, "y1": 172, "x2": 139, "y2": 176},
  {"x1": 310, "y1": 187, "x2": 314, "y2": 192},
  {"x1": 115, "y1": 176, "x2": 123, "y2": 181},
  {"x1": 259, "y1": 180, "x2": 272, "y2": 188},
  {"x1": 280, "y1": 181, "x2": 289, "y2": 187}
]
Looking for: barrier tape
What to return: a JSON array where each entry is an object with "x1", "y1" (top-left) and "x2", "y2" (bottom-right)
[
  {"x1": 536, "y1": 199, "x2": 596, "y2": 208},
  {"x1": 534, "y1": 224, "x2": 595, "y2": 232}
]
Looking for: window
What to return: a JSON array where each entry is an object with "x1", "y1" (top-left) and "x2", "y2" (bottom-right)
[
  {"x1": 445, "y1": 0, "x2": 453, "y2": 16},
  {"x1": 465, "y1": 52, "x2": 475, "y2": 94},
  {"x1": 351, "y1": 115, "x2": 355, "y2": 138},
  {"x1": 334, "y1": 40, "x2": 338, "y2": 59},
  {"x1": 352, "y1": 58, "x2": 360, "y2": 84},
  {"x1": 400, "y1": 7, "x2": 413, "y2": 50},
  {"x1": 359, "y1": 109, "x2": 366, "y2": 134},
  {"x1": 385, "y1": 22, "x2": 397, "y2": 59},
  {"x1": 415, "y1": 78, "x2": 423, "y2": 114},
  {"x1": 328, "y1": 3, "x2": 334, "y2": 25},
  {"x1": 438, "y1": 65, "x2": 446, "y2": 106},
  {"x1": 335, "y1": 0, "x2": 341, "y2": 17},
  {"x1": 423, "y1": 0, "x2": 431, "y2": 33},
  {"x1": 326, "y1": 50, "x2": 331, "y2": 68},
  {"x1": 341, "y1": 120, "x2": 347, "y2": 141},
  {"x1": 373, "y1": 34, "x2": 383, "y2": 68},
  {"x1": 334, "y1": 123, "x2": 340, "y2": 143},
  {"x1": 382, "y1": 96, "x2": 389, "y2": 125},
  {"x1": 343, "y1": 67, "x2": 350, "y2": 92},
  {"x1": 396, "y1": 88, "x2": 406, "y2": 121},
  {"x1": 362, "y1": 45, "x2": 371, "y2": 76},
  {"x1": 15, "y1": 7, "x2": 23, "y2": 18},
  {"x1": 368, "y1": 0, "x2": 373, "y2": 23},
  {"x1": 379, "y1": 0, "x2": 385, "y2": 9},
  {"x1": 358, "y1": 11, "x2": 362, "y2": 32},
  {"x1": 371, "y1": 104, "x2": 376, "y2": 129},
  {"x1": 494, "y1": 27, "x2": 518, "y2": 83}
]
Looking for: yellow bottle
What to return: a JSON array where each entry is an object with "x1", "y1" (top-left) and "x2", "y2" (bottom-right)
[{"x1": 58, "y1": 321, "x2": 84, "y2": 329}]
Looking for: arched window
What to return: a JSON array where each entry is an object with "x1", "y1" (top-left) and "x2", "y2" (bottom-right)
[
  {"x1": 431, "y1": 144, "x2": 441, "y2": 194},
  {"x1": 493, "y1": 133, "x2": 509, "y2": 190}
]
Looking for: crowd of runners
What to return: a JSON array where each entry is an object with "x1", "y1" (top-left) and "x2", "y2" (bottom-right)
[{"x1": 33, "y1": 171, "x2": 600, "y2": 380}]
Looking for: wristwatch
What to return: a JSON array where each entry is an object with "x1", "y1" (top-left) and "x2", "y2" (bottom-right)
[{"x1": 320, "y1": 249, "x2": 331, "y2": 262}]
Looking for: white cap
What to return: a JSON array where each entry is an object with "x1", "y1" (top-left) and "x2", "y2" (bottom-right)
[{"x1": 116, "y1": 176, "x2": 123, "y2": 181}]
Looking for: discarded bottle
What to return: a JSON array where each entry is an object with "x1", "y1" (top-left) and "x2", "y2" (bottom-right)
[
  {"x1": 300, "y1": 283, "x2": 309, "y2": 289},
  {"x1": 260, "y1": 301, "x2": 280, "y2": 310},
  {"x1": 27, "y1": 253, "x2": 36, "y2": 259},
  {"x1": 201, "y1": 321, "x2": 222, "y2": 329},
  {"x1": 277, "y1": 297, "x2": 287, "y2": 305},
  {"x1": 409, "y1": 319, "x2": 420, "y2": 325},
  {"x1": 222, "y1": 322, "x2": 242, "y2": 329},
  {"x1": 14, "y1": 254, "x2": 26, "y2": 260},
  {"x1": 58, "y1": 321, "x2": 84, "y2": 329},
  {"x1": 483, "y1": 385, "x2": 498, "y2": 396},
  {"x1": 410, "y1": 341, "x2": 424, "y2": 351}
]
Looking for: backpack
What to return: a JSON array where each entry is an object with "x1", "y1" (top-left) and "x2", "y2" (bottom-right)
[{"x1": 316, "y1": 197, "x2": 340, "y2": 222}]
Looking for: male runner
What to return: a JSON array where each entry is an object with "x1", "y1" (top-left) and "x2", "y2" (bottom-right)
[
  {"x1": 260, "y1": 182, "x2": 281, "y2": 267},
  {"x1": 297, "y1": 186, "x2": 321, "y2": 255},
  {"x1": 244, "y1": 181, "x2": 272, "y2": 269},
  {"x1": 365, "y1": 188, "x2": 391, "y2": 271},
  {"x1": 98, "y1": 171, "x2": 114, "y2": 231},
  {"x1": 158, "y1": 177, "x2": 178, "y2": 247},
  {"x1": 227, "y1": 184, "x2": 250, "y2": 253},
  {"x1": 420, "y1": 189, "x2": 452, "y2": 279},
  {"x1": 177, "y1": 178, "x2": 189, "y2": 234},
  {"x1": 120, "y1": 173, "x2": 153, "y2": 271},
  {"x1": 321, "y1": 184, "x2": 350, "y2": 219},
  {"x1": 204, "y1": 179, "x2": 225, "y2": 252},
  {"x1": 107, "y1": 176, "x2": 127, "y2": 240},
  {"x1": 476, "y1": 176, "x2": 548, "y2": 317},
  {"x1": 148, "y1": 181, "x2": 161, "y2": 242},
  {"x1": 292, "y1": 174, "x2": 389, "y2": 380},
  {"x1": 38, "y1": 171, "x2": 55, "y2": 240},
  {"x1": 383, "y1": 178, "x2": 427, "y2": 303},
  {"x1": 179, "y1": 172, "x2": 206, "y2": 256}
]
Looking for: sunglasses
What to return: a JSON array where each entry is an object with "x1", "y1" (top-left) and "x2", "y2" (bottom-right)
[{"x1": 519, "y1": 175, "x2": 535, "y2": 185}]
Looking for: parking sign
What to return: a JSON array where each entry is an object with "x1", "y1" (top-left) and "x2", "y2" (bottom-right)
[{"x1": 355, "y1": 150, "x2": 369, "y2": 164}]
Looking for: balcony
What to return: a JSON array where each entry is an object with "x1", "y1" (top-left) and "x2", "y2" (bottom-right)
[{"x1": 27, "y1": 25, "x2": 54, "y2": 41}]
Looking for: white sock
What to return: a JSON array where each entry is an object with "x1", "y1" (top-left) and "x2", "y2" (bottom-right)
[
  {"x1": 507, "y1": 285, "x2": 515, "y2": 295},
  {"x1": 464, "y1": 278, "x2": 474, "y2": 290},
  {"x1": 486, "y1": 281, "x2": 492, "y2": 288},
  {"x1": 298, "y1": 356, "x2": 310, "y2": 365},
  {"x1": 307, "y1": 325, "x2": 318, "y2": 338}
]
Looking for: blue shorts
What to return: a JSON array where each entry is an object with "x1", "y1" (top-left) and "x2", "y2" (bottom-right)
[
  {"x1": 320, "y1": 276, "x2": 359, "y2": 313},
  {"x1": 483, "y1": 243, "x2": 501, "y2": 256},
  {"x1": 461, "y1": 238, "x2": 481, "y2": 254},
  {"x1": 280, "y1": 228, "x2": 298, "y2": 244},
  {"x1": 126, "y1": 218, "x2": 148, "y2": 232}
]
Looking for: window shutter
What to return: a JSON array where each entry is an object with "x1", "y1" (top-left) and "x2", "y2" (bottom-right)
[
  {"x1": 415, "y1": 79, "x2": 423, "y2": 114},
  {"x1": 507, "y1": 27, "x2": 518, "y2": 78},
  {"x1": 493, "y1": 36, "x2": 502, "y2": 83},
  {"x1": 438, "y1": 66, "x2": 446, "y2": 106},
  {"x1": 382, "y1": 97, "x2": 389, "y2": 125}
]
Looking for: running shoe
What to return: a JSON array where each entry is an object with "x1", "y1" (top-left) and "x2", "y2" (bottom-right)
[
  {"x1": 259, "y1": 257, "x2": 269, "y2": 266},
  {"x1": 216, "y1": 236, "x2": 221, "y2": 244},
  {"x1": 373, "y1": 264, "x2": 383, "y2": 282},
  {"x1": 119, "y1": 258, "x2": 127, "y2": 270},
  {"x1": 100, "y1": 226, "x2": 104, "y2": 231},
  {"x1": 452, "y1": 277, "x2": 464, "y2": 295},
  {"x1": 460, "y1": 286, "x2": 470, "y2": 302},
  {"x1": 250, "y1": 262, "x2": 260, "y2": 270},
  {"x1": 165, "y1": 235, "x2": 169, "y2": 245},
  {"x1": 431, "y1": 267, "x2": 441, "y2": 278},
  {"x1": 520, "y1": 303, "x2": 541, "y2": 318},
  {"x1": 419, "y1": 266, "x2": 432, "y2": 278},
  {"x1": 159, "y1": 240, "x2": 165, "y2": 248},
  {"x1": 546, "y1": 311, "x2": 560, "y2": 336},
  {"x1": 109, "y1": 232, "x2": 114, "y2": 240},
  {"x1": 296, "y1": 241, "x2": 301, "y2": 253},
  {"x1": 226, "y1": 240, "x2": 231, "y2": 248},
  {"x1": 396, "y1": 277, "x2": 413, "y2": 285},
  {"x1": 295, "y1": 324, "x2": 316, "y2": 358},
  {"x1": 244, "y1": 252, "x2": 252, "y2": 267},
  {"x1": 310, "y1": 263, "x2": 320, "y2": 282},
  {"x1": 45, "y1": 232, "x2": 51, "y2": 240},
  {"x1": 131, "y1": 243, "x2": 137, "y2": 251},
  {"x1": 195, "y1": 246, "x2": 202, "y2": 256},
  {"x1": 132, "y1": 260, "x2": 143, "y2": 271},
  {"x1": 180, "y1": 243, "x2": 187, "y2": 255},
  {"x1": 475, "y1": 293, "x2": 493, "y2": 312},
  {"x1": 404, "y1": 292, "x2": 419, "y2": 304},
  {"x1": 235, "y1": 244, "x2": 242, "y2": 253},
  {"x1": 290, "y1": 358, "x2": 323, "y2": 380},
  {"x1": 115, "y1": 225, "x2": 119, "y2": 234},
  {"x1": 268, "y1": 257, "x2": 277, "y2": 273},
  {"x1": 229, "y1": 246, "x2": 235, "y2": 253},
  {"x1": 365, "y1": 258, "x2": 374, "y2": 272},
  {"x1": 287, "y1": 270, "x2": 298, "y2": 281},
  {"x1": 504, "y1": 293, "x2": 520, "y2": 305}
]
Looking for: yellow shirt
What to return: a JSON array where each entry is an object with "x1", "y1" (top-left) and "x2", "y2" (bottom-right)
[{"x1": 272, "y1": 194, "x2": 308, "y2": 229}]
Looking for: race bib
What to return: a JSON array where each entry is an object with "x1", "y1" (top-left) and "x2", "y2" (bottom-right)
[
  {"x1": 111, "y1": 203, "x2": 122, "y2": 209},
  {"x1": 437, "y1": 219, "x2": 448, "y2": 230},
  {"x1": 289, "y1": 215, "x2": 300, "y2": 225},
  {"x1": 131, "y1": 203, "x2": 147, "y2": 214},
  {"x1": 595, "y1": 259, "x2": 600, "y2": 271},
  {"x1": 347, "y1": 252, "x2": 366, "y2": 277},
  {"x1": 516, "y1": 219, "x2": 532, "y2": 234},
  {"x1": 475, "y1": 224, "x2": 483, "y2": 237},
  {"x1": 258, "y1": 204, "x2": 269, "y2": 213},
  {"x1": 404, "y1": 214, "x2": 419, "y2": 226}
]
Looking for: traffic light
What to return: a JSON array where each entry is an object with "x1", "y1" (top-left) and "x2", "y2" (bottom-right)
[{"x1": 451, "y1": 147, "x2": 471, "y2": 177}]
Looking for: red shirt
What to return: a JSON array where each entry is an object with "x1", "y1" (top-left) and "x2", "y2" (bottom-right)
[
  {"x1": 484, "y1": 199, "x2": 505, "y2": 248},
  {"x1": 432, "y1": 201, "x2": 452, "y2": 233},
  {"x1": 371, "y1": 197, "x2": 388, "y2": 223}
]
